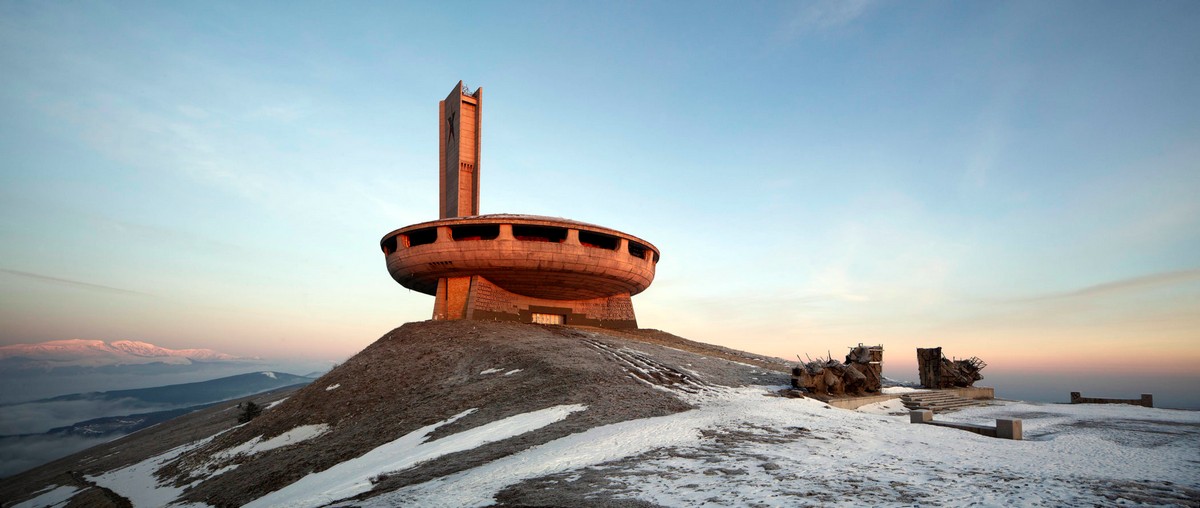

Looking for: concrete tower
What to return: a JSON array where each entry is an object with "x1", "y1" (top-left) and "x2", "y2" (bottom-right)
[
  {"x1": 381, "y1": 81, "x2": 659, "y2": 329},
  {"x1": 439, "y1": 81, "x2": 481, "y2": 218}
]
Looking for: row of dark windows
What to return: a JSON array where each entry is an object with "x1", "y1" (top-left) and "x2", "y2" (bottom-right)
[{"x1": 381, "y1": 225, "x2": 657, "y2": 262}]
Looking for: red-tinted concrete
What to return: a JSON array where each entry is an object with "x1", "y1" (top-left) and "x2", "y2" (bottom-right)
[
  {"x1": 382, "y1": 82, "x2": 659, "y2": 329},
  {"x1": 440, "y1": 81, "x2": 480, "y2": 219},
  {"x1": 382, "y1": 214, "x2": 658, "y2": 300}
]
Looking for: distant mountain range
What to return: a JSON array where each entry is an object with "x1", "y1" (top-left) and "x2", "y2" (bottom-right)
[
  {"x1": 0, "y1": 370, "x2": 316, "y2": 477},
  {"x1": 0, "y1": 339, "x2": 244, "y2": 369},
  {"x1": 28, "y1": 371, "x2": 314, "y2": 409},
  {"x1": 34, "y1": 371, "x2": 314, "y2": 438},
  {"x1": 46, "y1": 405, "x2": 207, "y2": 439},
  {"x1": 1, "y1": 371, "x2": 315, "y2": 435},
  {"x1": 0, "y1": 339, "x2": 334, "y2": 406}
]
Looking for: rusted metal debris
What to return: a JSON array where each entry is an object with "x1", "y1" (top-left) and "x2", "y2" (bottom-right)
[
  {"x1": 916, "y1": 347, "x2": 985, "y2": 388},
  {"x1": 791, "y1": 344, "x2": 883, "y2": 397}
]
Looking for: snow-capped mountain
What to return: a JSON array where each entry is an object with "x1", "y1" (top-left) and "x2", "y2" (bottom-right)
[{"x1": 0, "y1": 339, "x2": 240, "y2": 368}]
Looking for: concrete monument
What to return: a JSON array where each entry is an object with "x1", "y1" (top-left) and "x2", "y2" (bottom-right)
[{"x1": 380, "y1": 82, "x2": 659, "y2": 329}]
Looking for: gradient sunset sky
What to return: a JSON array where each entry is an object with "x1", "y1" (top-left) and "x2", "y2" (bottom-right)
[{"x1": 1, "y1": 2, "x2": 1197, "y2": 396}]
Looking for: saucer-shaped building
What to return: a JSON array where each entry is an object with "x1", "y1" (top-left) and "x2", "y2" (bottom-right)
[{"x1": 380, "y1": 82, "x2": 659, "y2": 329}]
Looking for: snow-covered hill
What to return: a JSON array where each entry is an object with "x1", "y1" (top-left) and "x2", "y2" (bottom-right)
[
  {"x1": 0, "y1": 339, "x2": 240, "y2": 368},
  {"x1": 2, "y1": 321, "x2": 1196, "y2": 507}
]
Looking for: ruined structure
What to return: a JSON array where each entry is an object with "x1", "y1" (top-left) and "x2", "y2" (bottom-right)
[
  {"x1": 916, "y1": 347, "x2": 985, "y2": 389},
  {"x1": 791, "y1": 344, "x2": 883, "y2": 397},
  {"x1": 380, "y1": 82, "x2": 659, "y2": 328}
]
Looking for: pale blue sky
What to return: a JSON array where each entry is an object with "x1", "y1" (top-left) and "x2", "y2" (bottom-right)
[{"x1": 1, "y1": 1, "x2": 1198, "y2": 395}]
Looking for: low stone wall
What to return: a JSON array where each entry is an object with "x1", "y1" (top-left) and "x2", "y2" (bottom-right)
[
  {"x1": 944, "y1": 386, "x2": 995, "y2": 400},
  {"x1": 1070, "y1": 392, "x2": 1153, "y2": 408},
  {"x1": 822, "y1": 387, "x2": 994, "y2": 410},
  {"x1": 824, "y1": 393, "x2": 899, "y2": 410},
  {"x1": 910, "y1": 410, "x2": 1022, "y2": 440}
]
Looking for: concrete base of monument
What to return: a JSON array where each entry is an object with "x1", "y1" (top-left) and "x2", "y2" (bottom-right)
[
  {"x1": 432, "y1": 274, "x2": 638, "y2": 329},
  {"x1": 810, "y1": 387, "x2": 996, "y2": 410},
  {"x1": 821, "y1": 393, "x2": 901, "y2": 410}
]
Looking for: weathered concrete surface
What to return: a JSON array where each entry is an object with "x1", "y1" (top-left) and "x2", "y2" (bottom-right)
[
  {"x1": 943, "y1": 386, "x2": 995, "y2": 400},
  {"x1": 383, "y1": 215, "x2": 658, "y2": 301},
  {"x1": 382, "y1": 82, "x2": 660, "y2": 329},
  {"x1": 997, "y1": 418, "x2": 1023, "y2": 440},
  {"x1": 827, "y1": 393, "x2": 902, "y2": 410},
  {"x1": 917, "y1": 347, "x2": 986, "y2": 388},
  {"x1": 912, "y1": 410, "x2": 1023, "y2": 440},
  {"x1": 1071, "y1": 392, "x2": 1153, "y2": 408},
  {"x1": 440, "y1": 81, "x2": 481, "y2": 219},
  {"x1": 901, "y1": 390, "x2": 991, "y2": 413}
]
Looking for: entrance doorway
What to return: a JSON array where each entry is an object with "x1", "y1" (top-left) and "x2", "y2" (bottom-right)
[{"x1": 531, "y1": 313, "x2": 565, "y2": 325}]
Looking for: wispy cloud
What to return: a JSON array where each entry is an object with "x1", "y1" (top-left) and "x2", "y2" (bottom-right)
[
  {"x1": 1010, "y1": 268, "x2": 1200, "y2": 303},
  {"x1": 781, "y1": 0, "x2": 877, "y2": 38},
  {"x1": 248, "y1": 103, "x2": 311, "y2": 123},
  {"x1": 0, "y1": 269, "x2": 150, "y2": 297}
]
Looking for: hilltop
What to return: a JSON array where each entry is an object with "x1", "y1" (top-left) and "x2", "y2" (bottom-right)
[
  {"x1": 0, "y1": 321, "x2": 788, "y2": 506},
  {"x1": 2, "y1": 321, "x2": 1197, "y2": 507}
]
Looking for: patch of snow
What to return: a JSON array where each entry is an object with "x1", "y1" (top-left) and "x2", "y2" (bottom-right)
[
  {"x1": 261, "y1": 371, "x2": 277, "y2": 379},
  {"x1": 325, "y1": 384, "x2": 340, "y2": 391},
  {"x1": 88, "y1": 435, "x2": 217, "y2": 508},
  {"x1": 856, "y1": 397, "x2": 909, "y2": 415},
  {"x1": 479, "y1": 368, "x2": 503, "y2": 375},
  {"x1": 626, "y1": 373, "x2": 690, "y2": 397},
  {"x1": 245, "y1": 404, "x2": 586, "y2": 508},
  {"x1": 214, "y1": 424, "x2": 330, "y2": 460},
  {"x1": 12, "y1": 484, "x2": 80, "y2": 508},
  {"x1": 208, "y1": 463, "x2": 239, "y2": 477},
  {"x1": 881, "y1": 386, "x2": 927, "y2": 394},
  {"x1": 266, "y1": 397, "x2": 289, "y2": 410},
  {"x1": 585, "y1": 341, "x2": 710, "y2": 395},
  {"x1": 503, "y1": 369, "x2": 522, "y2": 376},
  {"x1": 23, "y1": 483, "x2": 58, "y2": 497},
  {"x1": 372, "y1": 387, "x2": 1200, "y2": 507},
  {"x1": 374, "y1": 402, "x2": 719, "y2": 506}
]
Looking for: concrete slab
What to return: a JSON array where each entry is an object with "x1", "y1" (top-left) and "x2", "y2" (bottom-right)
[
  {"x1": 997, "y1": 418, "x2": 1022, "y2": 440},
  {"x1": 824, "y1": 393, "x2": 900, "y2": 410},
  {"x1": 910, "y1": 409, "x2": 933, "y2": 423}
]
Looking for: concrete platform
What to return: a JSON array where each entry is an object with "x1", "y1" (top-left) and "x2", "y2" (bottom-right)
[
  {"x1": 809, "y1": 387, "x2": 995, "y2": 411},
  {"x1": 912, "y1": 410, "x2": 1023, "y2": 440},
  {"x1": 823, "y1": 393, "x2": 901, "y2": 410}
]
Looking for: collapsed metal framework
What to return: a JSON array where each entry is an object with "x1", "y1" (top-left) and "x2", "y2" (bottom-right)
[
  {"x1": 791, "y1": 344, "x2": 883, "y2": 397},
  {"x1": 916, "y1": 347, "x2": 986, "y2": 389}
]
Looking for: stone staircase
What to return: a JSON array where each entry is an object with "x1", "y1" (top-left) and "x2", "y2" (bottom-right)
[{"x1": 900, "y1": 390, "x2": 988, "y2": 413}]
